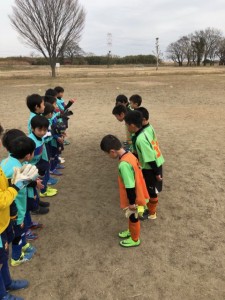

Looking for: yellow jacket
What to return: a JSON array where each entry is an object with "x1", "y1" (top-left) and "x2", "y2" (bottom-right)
[{"x1": 0, "y1": 167, "x2": 18, "y2": 234}]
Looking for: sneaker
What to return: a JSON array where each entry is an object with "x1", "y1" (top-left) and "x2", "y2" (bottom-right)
[
  {"x1": 2, "y1": 293, "x2": 24, "y2": 300},
  {"x1": 49, "y1": 169, "x2": 63, "y2": 176},
  {"x1": 47, "y1": 177, "x2": 59, "y2": 185},
  {"x1": 148, "y1": 213, "x2": 157, "y2": 220},
  {"x1": 29, "y1": 222, "x2": 44, "y2": 230},
  {"x1": 118, "y1": 229, "x2": 131, "y2": 238},
  {"x1": 119, "y1": 237, "x2": 141, "y2": 248},
  {"x1": 63, "y1": 140, "x2": 70, "y2": 145},
  {"x1": 6, "y1": 279, "x2": 29, "y2": 291},
  {"x1": 31, "y1": 206, "x2": 49, "y2": 215},
  {"x1": 47, "y1": 187, "x2": 58, "y2": 193},
  {"x1": 11, "y1": 252, "x2": 32, "y2": 267},
  {"x1": 56, "y1": 164, "x2": 65, "y2": 169},
  {"x1": 22, "y1": 243, "x2": 36, "y2": 256},
  {"x1": 40, "y1": 189, "x2": 57, "y2": 197},
  {"x1": 39, "y1": 200, "x2": 50, "y2": 207},
  {"x1": 59, "y1": 157, "x2": 65, "y2": 164},
  {"x1": 25, "y1": 230, "x2": 38, "y2": 241}
]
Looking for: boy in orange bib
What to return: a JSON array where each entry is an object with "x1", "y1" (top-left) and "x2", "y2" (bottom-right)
[{"x1": 100, "y1": 135, "x2": 149, "y2": 247}]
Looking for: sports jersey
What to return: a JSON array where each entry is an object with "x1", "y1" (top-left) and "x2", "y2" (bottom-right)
[
  {"x1": 28, "y1": 132, "x2": 48, "y2": 165},
  {"x1": 135, "y1": 127, "x2": 164, "y2": 170},
  {"x1": 1, "y1": 156, "x2": 26, "y2": 225},
  {"x1": 28, "y1": 112, "x2": 38, "y2": 134},
  {"x1": 118, "y1": 152, "x2": 149, "y2": 208},
  {"x1": 56, "y1": 98, "x2": 65, "y2": 112}
]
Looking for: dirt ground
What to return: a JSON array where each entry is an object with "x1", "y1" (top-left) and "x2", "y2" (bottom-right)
[{"x1": 0, "y1": 66, "x2": 225, "y2": 300}]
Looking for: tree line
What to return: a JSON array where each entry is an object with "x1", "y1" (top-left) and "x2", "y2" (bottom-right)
[{"x1": 166, "y1": 27, "x2": 225, "y2": 66}]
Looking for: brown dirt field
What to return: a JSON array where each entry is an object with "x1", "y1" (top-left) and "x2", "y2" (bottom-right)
[{"x1": 0, "y1": 66, "x2": 225, "y2": 300}]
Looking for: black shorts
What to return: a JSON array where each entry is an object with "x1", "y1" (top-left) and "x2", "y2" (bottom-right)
[{"x1": 142, "y1": 166, "x2": 163, "y2": 195}]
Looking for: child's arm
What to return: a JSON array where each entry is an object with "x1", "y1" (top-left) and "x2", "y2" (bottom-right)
[{"x1": 64, "y1": 98, "x2": 76, "y2": 110}]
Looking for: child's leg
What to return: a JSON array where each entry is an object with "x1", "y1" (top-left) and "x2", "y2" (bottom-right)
[
  {"x1": 142, "y1": 169, "x2": 160, "y2": 218},
  {"x1": 0, "y1": 234, "x2": 11, "y2": 297},
  {"x1": 128, "y1": 214, "x2": 140, "y2": 242},
  {"x1": 0, "y1": 264, "x2": 7, "y2": 299},
  {"x1": 147, "y1": 193, "x2": 158, "y2": 216}
]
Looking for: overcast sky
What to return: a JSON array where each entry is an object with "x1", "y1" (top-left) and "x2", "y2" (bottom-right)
[{"x1": 1, "y1": 0, "x2": 225, "y2": 57}]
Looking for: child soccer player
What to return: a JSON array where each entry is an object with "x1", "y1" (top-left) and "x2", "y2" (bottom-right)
[
  {"x1": 124, "y1": 110, "x2": 164, "y2": 220},
  {"x1": 129, "y1": 94, "x2": 142, "y2": 109},
  {"x1": 27, "y1": 94, "x2": 45, "y2": 134},
  {"x1": 112, "y1": 105, "x2": 133, "y2": 151},
  {"x1": 100, "y1": 135, "x2": 149, "y2": 247},
  {"x1": 54, "y1": 86, "x2": 76, "y2": 113},
  {"x1": 2, "y1": 129, "x2": 43, "y2": 241},
  {"x1": 0, "y1": 125, "x2": 31, "y2": 300},
  {"x1": 29, "y1": 115, "x2": 57, "y2": 198},
  {"x1": 44, "y1": 96, "x2": 65, "y2": 175},
  {"x1": 1, "y1": 136, "x2": 38, "y2": 267}
]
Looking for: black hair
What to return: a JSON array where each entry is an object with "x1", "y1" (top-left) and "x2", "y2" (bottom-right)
[
  {"x1": 112, "y1": 104, "x2": 127, "y2": 115},
  {"x1": 2, "y1": 129, "x2": 26, "y2": 153},
  {"x1": 31, "y1": 115, "x2": 49, "y2": 130},
  {"x1": 124, "y1": 110, "x2": 143, "y2": 128},
  {"x1": 129, "y1": 94, "x2": 142, "y2": 107},
  {"x1": 115, "y1": 94, "x2": 128, "y2": 104},
  {"x1": 44, "y1": 95, "x2": 56, "y2": 105},
  {"x1": 43, "y1": 102, "x2": 54, "y2": 116},
  {"x1": 100, "y1": 135, "x2": 122, "y2": 153},
  {"x1": 0, "y1": 124, "x2": 3, "y2": 137},
  {"x1": 10, "y1": 136, "x2": 35, "y2": 159},
  {"x1": 54, "y1": 86, "x2": 64, "y2": 94},
  {"x1": 136, "y1": 107, "x2": 149, "y2": 121},
  {"x1": 26, "y1": 94, "x2": 43, "y2": 113},
  {"x1": 45, "y1": 88, "x2": 57, "y2": 97}
]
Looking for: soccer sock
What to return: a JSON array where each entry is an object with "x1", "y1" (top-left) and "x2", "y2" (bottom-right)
[
  {"x1": 129, "y1": 219, "x2": 140, "y2": 242},
  {"x1": 147, "y1": 197, "x2": 158, "y2": 215}
]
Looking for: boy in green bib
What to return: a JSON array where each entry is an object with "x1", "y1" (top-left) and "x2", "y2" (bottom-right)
[{"x1": 125, "y1": 110, "x2": 164, "y2": 220}]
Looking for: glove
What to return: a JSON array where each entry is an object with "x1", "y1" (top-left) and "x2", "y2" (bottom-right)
[
  {"x1": 124, "y1": 205, "x2": 138, "y2": 219},
  {"x1": 11, "y1": 164, "x2": 39, "y2": 189},
  {"x1": 63, "y1": 109, "x2": 73, "y2": 117}
]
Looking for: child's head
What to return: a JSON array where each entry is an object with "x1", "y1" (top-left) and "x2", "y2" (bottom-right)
[
  {"x1": 26, "y1": 94, "x2": 45, "y2": 114},
  {"x1": 100, "y1": 134, "x2": 122, "y2": 159},
  {"x1": 43, "y1": 102, "x2": 54, "y2": 119},
  {"x1": 115, "y1": 94, "x2": 128, "y2": 107},
  {"x1": 54, "y1": 86, "x2": 64, "y2": 98},
  {"x1": 129, "y1": 94, "x2": 142, "y2": 109},
  {"x1": 10, "y1": 136, "x2": 35, "y2": 161},
  {"x1": 136, "y1": 107, "x2": 149, "y2": 125},
  {"x1": 124, "y1": 110, "x2": 143, "y2": 133},
  {"x1": 2, "y1": 129, "x2": 26, "y2": 153},
  {"x1": 112, "y1": 105, "x2": 127, "y2": 122},
  {"x1": 44, "y1": 95, "x2": 57, "y2": 109},
  {"x1": 45, "y1": 89, "x2": 57, "y2": 99},
  {"x1": 31, "y1": 115, "x2": 49, "y2": 138}
]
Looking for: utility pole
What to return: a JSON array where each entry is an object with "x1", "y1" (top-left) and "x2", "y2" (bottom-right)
[
  {"x1": 156, "y1": 37, "x2": 159, "y2": 71},
  {"x1": 107, "y1": 33, "x2": 112, "y2": 68}
]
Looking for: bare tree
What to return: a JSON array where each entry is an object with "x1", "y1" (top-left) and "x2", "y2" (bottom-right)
[
  {"x1": 9, "y1": 0, "x2": 86, "y2": 77},
  {"x1": 63, "y1": 41, "x2": 85, "y2": 64},
  {"x1": 216, "y1": 38, "x2": 225, "y2": 65},
  {"x1": 166, "y1": 40, "x2": 186, "y2": 66},
  {"x1": 203, "y1": 28, "x2": 222, "y2": 65}
]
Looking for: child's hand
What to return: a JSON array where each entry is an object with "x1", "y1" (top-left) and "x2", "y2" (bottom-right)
[
  {"x1": 57, "y1": 137, "x2": 64, "y2": 144},
  {"x1": 156, "y1": 175, "x2": 163, "y2": 182},
  {"x1": 69, "y1": 98, "x2": 77, "y2": 103},
  {"x1": 36, "y1": 178, "x2": 44, "y2": 190}
]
